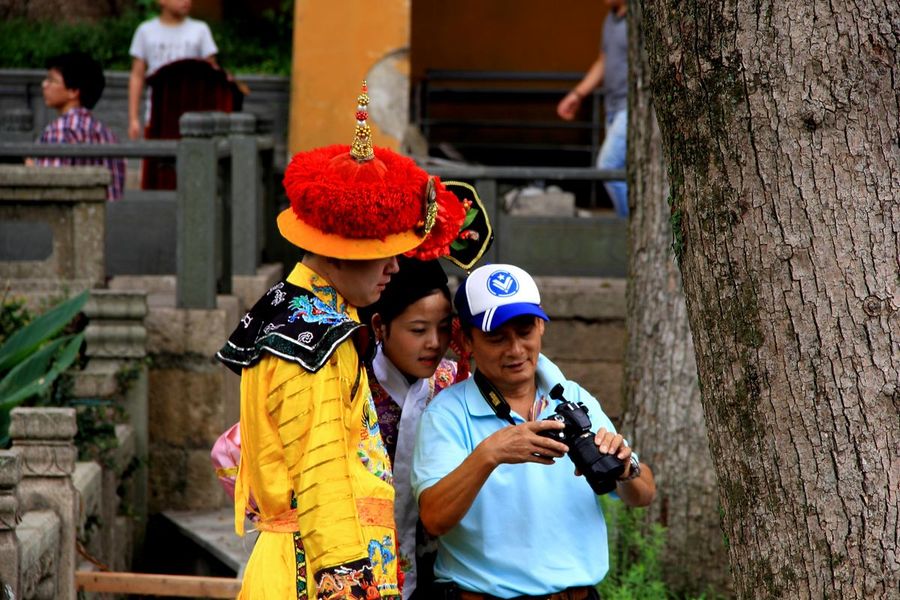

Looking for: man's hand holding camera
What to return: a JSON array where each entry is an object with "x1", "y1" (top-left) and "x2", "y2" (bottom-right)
[
  {"x1": 480, "y1": 420, "x2": 568, "y2": 466},
  {"x1": 592, "y1": 427, "x2": 656, "y2": 505},
  {"x1": 592, "y1": 427, "x2": 631, "y2": 476}
]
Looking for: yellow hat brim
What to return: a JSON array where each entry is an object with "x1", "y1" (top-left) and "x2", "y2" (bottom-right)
[{"x1": 277, "y1": 208, "x2": 425, "y2": 260}]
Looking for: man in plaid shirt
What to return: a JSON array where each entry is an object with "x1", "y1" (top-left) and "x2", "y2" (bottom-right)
[{"x1": 33, "y1": 52, "x2": 125, "y2": 200}]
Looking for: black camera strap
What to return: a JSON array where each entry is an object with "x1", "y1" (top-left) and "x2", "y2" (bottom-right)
[{"x1": 473, "y1": 369, "x2": 518, "y2": 426}]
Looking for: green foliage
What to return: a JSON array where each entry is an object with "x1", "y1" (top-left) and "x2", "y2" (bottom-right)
[
  {"x1": 0, "y1": 293, "x2": 33, "y2": 346},
  {"x1": 0, "y1": 16, "x2": 142, "y2": 72},
  {"x1": 598, "y1": 496, "x2": 672, "y2": 600},
  {"x1": 214, "y1": 0, "x2": 295, "y2": 75},
  {"x1": 72, "y1": 397, "x2": 125, "y2": 466},
  {"x1": 0, "y1": 291, "x2": 88, "y2": 447},
  {"x1": 0, "y1": 3, "x2": 294, "y2": 75},
  {"x1": 597, "y1": 497, "x2": 717, "y2": 599}
]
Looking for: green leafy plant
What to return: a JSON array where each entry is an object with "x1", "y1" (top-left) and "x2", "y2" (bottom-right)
[
  {"x1": 0, "y1": 3, "x2": 295, "y2": 75},
  {"x1": 0, "y1": 291, "x2": 88, "y2": 446},
  {"x1": 598, "y1": 495, "x2": 670, "y2": 600},
  {"x1": 0, "y1": 293, "x2": 33, "y2": 346},
  {"x1": 72, "y1": 397, "x2": 124, "y2": 466}
]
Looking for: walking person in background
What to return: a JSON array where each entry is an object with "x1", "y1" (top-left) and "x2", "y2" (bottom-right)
[
  {"x1": 557, "y1": 0, "x2": 629, "y2": 217},
  {"x1": 31, "y1": 51, "x2": 125, "y2": 200},
  {"x1": 127, "y1": 0, "x2": 218, "y2": 139}
]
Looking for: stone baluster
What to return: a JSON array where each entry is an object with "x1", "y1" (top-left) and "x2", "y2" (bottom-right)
[
  {"x1": 177, "y1": 112, "x2": 232, "y2": 309},
  {"x1": 229, "y1": 112, "x2": 261, "y2": 276},
  {"x1": 79, "y1": 289, "x2": 148, "y2": 569},
  {"x1": 0, "y1": 450, "x2": 22, "y2": 598},
  {"x1": 10, "y1": 407, "x2": 78, "y2": 600}
]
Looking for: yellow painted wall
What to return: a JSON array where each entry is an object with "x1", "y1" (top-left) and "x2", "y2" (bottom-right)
[{"x1": 289, "y1": 0, "x2": 410, "y2": 154}]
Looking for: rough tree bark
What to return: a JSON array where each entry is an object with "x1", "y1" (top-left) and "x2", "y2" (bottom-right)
[
  {"x1": 623, "y1": 1, "x2": 731, "y2": 595},
  {"x1": 641, "y1": 0, "x2": 900, "y2": 597}
]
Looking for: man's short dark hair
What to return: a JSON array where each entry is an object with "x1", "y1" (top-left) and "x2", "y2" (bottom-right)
[{"x1": 46, "y1": 52, "x2": 106, "y2": 109}]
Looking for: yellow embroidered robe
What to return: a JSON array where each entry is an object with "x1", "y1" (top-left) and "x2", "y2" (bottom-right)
[{"x1": 234, "y1": 264, "x2": 400, "y2": 599}]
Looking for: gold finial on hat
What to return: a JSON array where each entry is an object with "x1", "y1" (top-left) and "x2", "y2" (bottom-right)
[{"x1": 350, "y1": 81, "x2": 375, "y2": 162}]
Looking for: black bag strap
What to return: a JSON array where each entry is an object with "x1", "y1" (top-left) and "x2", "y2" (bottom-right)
[{"x1": 473, "y1": 369, "x2": 517, "y2": 426}]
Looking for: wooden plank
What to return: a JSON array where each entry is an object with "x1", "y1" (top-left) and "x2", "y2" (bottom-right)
[{"x1": 75, "y1": 571, "x2": 241, "y2": 598}]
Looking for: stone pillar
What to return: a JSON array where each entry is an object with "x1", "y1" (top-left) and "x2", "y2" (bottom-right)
[
  {"x1": 10, "y1": 407, "x2": 78, "y2": 600},
  {"x1": 229, "y1": 112, "x2": 261, "y2": 276},
  {"x1": 143, "y1": 294, "x2": 241, "y2": 513},
  {"x1": 73, "y1": 289, "x2": 149, "y2": 569},
  {"x1": 176, "y1": 112, "x2": 231, "y2": 309},
  {"x1": 0, "y1": 450, "x2": 22, "y2": 598},
  {"x1": 537, "y1": 278, "x2": 627, "y2": 420}
]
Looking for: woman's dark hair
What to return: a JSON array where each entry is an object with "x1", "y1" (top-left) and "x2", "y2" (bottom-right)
[
  {"x1": 46, "y1": 52, "x2": 106, "y2": 109},
  {"x1": 360, "y1": 257, "x2": 450, "y2": 328}
]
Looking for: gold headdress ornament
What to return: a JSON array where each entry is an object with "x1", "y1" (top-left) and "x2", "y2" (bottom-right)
[{"x1": 350, "y1": 81, "x2": 375, "y2": 161}]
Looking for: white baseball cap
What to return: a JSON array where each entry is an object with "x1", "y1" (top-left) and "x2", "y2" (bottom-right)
[{"x1": 454, "y1": 264, "x2": 549, "y2": 332}]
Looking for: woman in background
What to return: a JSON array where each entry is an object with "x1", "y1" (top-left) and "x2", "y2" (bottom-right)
[{"x1": 361, "y1": 256, "x2": 464, "y2": 600}]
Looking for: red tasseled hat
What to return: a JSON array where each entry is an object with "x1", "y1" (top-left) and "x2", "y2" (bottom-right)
[{"x1": 277, "y1": 83, "x2": 466, "y2": 260}]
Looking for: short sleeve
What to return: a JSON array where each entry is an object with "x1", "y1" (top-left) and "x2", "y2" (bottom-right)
[
  {"x1": 199, "y1": 22, "x2": 218, "y2": 57},
  {"x1": 410, "y1": 398, "x2": 472, "y2": 500},
  {"x1": 129, "y1": 23, "x2": 146, "y2": 60}
]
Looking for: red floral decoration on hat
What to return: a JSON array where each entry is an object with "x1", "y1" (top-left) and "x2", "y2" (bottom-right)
[
  {"x1": 283, "y1": 145, "x2": 466, "y2": 259},
  {"x1": 405, "y1": 180, "x2": 467, "y2": 261},
  {"x1": 283, "y1": 144, "x2": 431, "y2": 240}
]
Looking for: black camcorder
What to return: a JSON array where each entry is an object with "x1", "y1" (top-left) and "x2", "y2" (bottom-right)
[{"x1": 537, "y1": 384, "x2": 625, "y2": 495}]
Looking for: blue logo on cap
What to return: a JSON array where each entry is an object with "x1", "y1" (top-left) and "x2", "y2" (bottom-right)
[{"x1": 487, "y1": 270, "x2": 519, "y2": 297}]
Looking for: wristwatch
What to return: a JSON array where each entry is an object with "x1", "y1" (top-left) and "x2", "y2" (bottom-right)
[{"x1": 619, "y1": 454, "x2": 641, "y2": 482}]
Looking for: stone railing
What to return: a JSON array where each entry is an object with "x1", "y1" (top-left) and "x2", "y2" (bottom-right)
[
  {"x1": 0, "y1": 111, "x2": 277, "y2": 309},
  {"x1": 0, "y1": 405, "x2": 139, "y2": 600},
  {"x1": 0, "y1": 166, "x2": 107, "y2": 293},
  {"x1": 0, "y1": 284, "x2": 147, "y2": 599},
  {"x1": 427, "y1": 164, "x2": 628, "y2": 277},
  {"x1": 0, "y1": 408, "x2": 79, "y2": 600},
  {"x1": 0, "y1": 69, "x2": 290, "y2": 170}
]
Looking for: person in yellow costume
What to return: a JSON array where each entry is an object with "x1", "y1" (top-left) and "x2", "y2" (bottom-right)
[{"x1": 216, "y1": 83, "x2": 466, "y2": 600}]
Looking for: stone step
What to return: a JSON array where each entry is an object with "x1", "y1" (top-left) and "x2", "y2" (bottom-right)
[{"x1": 160, "y1": 508, "x2": 257, "y2": 577}]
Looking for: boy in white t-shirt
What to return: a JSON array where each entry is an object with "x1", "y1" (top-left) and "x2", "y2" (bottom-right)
[{"x1": 127, "y1": 0, "x2": 218, "y2": 139}]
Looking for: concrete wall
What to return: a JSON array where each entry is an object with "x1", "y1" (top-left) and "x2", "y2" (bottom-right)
[
  {"x1": 107, "y1": 265, "x2": 282, "y2": 513},
  {"x1": 530, "y1": 277, "x2": 626, "y2": 422}
]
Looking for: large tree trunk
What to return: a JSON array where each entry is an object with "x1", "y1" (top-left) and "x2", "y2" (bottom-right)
[
  {"x1": 641, "y1": 0, "x2": 900, "y2": 597},
  {"x1": 623, "y1": 1, "x2": 732, "y2": 596}
]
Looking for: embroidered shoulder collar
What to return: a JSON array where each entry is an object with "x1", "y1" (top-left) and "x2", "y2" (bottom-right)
[{"x1": 216, "y1": 267, "x2": 364, "y2": 374}]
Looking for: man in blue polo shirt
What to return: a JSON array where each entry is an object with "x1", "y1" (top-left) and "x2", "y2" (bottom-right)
[{"x1": 411, "y1": 264, "x2": 656, "y2": 599}]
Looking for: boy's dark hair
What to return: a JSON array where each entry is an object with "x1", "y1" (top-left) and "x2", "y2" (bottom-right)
[{"x1": 46, "y1": 52, "x2": 106, "y2": 109}]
